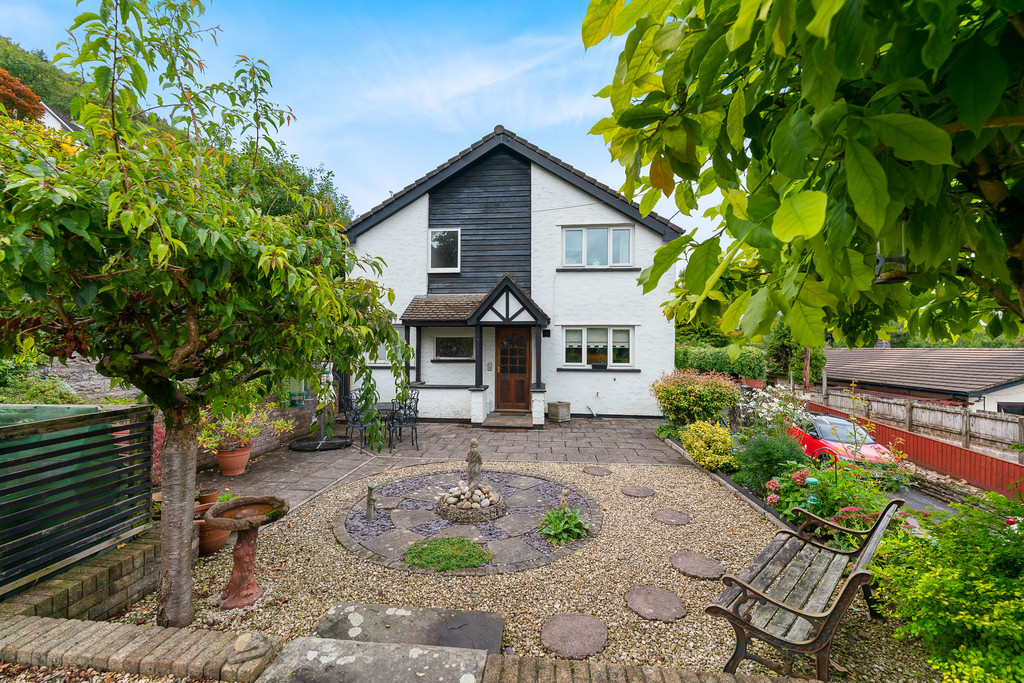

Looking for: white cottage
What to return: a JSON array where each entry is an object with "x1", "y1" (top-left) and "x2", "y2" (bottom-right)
[{"x1": 348, "y1": 126, "x2": 681, "y2": 427}]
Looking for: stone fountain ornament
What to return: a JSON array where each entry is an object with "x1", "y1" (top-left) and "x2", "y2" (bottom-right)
[
  {"x1": 436, "y1": 438, "x2": 507, "y2": 522},
  {"x1": 204, "y1": 495, "x2": 289, "y2": 610}
]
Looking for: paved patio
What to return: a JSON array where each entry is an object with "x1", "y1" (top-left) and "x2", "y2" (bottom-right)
[{"x1": 198, "y1": 418, "x2": 682, "y2": 509}]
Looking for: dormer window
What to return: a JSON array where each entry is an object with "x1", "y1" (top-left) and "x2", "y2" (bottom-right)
[
  {"x1": 563, "y1": 226, "x2": 632, "y2": 267},
  {"x1": 428, "y1": 228, "x2": 460, "y2": 273}
]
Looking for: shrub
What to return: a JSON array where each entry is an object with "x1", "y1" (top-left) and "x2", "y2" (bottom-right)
[
  {"x1": 650, "y1": 370, "x2": 740, "y2": 426},
  {"x1": 675, "y1": 344, "x2": 767, "y2": 380},
  {"x1": 0, "y1": 358, "x2": 32, "y2": 386},
  {"x1": 741, "y1": 384, "x2": 810, "y2": 438},
  {"x1": 873, "y1": 491, "x2": 1024, "y2": 682},
  {"x1": 538, "y1": 507, "x2": 590, "y2": 546},
  {"x1": 680, "y1": 421, "x2": 737, "y2": 472},
  {"x1": 0, "y1": 374, "x2": 83, "y2": 404},
  {"x1": 734, "y1": 434, "x2": 807, "y2": 496},
  {"x1": 654, "y1": 424, "x2": 681, "y2": 441},
  {"x1": 404, "y1": 538, "x2": 494, "y2": 571}
]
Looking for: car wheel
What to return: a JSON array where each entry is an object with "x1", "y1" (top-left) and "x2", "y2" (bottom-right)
[{"x1": 812, "y1": 449, "x2": 835, "y2": 466}]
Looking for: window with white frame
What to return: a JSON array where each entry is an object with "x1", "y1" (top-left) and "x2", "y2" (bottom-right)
[
  {"x1": 434, "y1": 336, "x2": 474, "y2": 360},
  {"x1": 563, "y1": 327, "x2": 632, "y2": 367},
  {"x1": 372, "y1": 325, "x2": 408, "y2": 365},
  {"x1": 428, "y1": 228, "x2": 460, "y2": 272},
  {"x1": 562, "y1": 226, "x2": 632, "y2": 267}
]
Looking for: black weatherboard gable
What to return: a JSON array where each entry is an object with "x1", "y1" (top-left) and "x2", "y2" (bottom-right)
[{"x1": 345, "y1": 125, "x2": 683, "y2": 243}]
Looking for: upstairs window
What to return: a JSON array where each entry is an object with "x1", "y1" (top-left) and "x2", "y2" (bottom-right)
[
  {"x1": 429, "y1": 228, "x2": 460, "y2": 272},
  {"x1": 563, "y1": 227, "x2": 632, "y2": 267}
]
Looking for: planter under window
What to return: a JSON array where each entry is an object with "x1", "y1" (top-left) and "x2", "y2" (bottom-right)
[{"x1": 590, "y1": 363, "x2": 607, "y2": 370}]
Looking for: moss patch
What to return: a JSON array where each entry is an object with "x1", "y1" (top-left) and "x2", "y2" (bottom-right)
[{"x1": 404, "y1": 537, "x2": 493, "y2": 572}]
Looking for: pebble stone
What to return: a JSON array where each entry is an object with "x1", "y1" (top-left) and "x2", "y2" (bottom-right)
[
  {"x1": 540, "y1": 614, "x2": 608, "y2": 659},
  {"x1": 671, "y1": 550, "x2": 726, "y2": 580},
  {"x1": 624, "y1": 585, "x2": 687, "y2": 622},
  {"x1": 620, "y1": 485, "x2": 656, "y2": 498},
  {"x1": 653, "y1": 509, "x2": 692, "y2": 526},
  {"x1": 582, "y1": 466, "x2": 613, "y2": 477}
]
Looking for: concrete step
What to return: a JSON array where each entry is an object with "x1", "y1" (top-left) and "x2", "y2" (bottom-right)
[
  {"x1": 481, "y1": 412, "x2": 533, "y2": 430},
  {"x1": 314, "y1": 601, "x2": 504, "y2": 655},
  {"x1": 254, "y1": 637, "x2": 488, "y2": 683}
]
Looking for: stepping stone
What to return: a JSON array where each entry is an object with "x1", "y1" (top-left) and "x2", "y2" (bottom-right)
[
  {"x1": 583, "y1": 466, "x2": 612, "y2": 477},
  {"x1": 540, "y1": 614, "x2": 607, "y2": 659},
  {"x1": 315, "y1": 602, "x2": 505, "y2": 655},
  {"x1": 625, "y1": 586, "x2": 687, "y2": 622},
  {"x1": 361, "y1": 529, "x2": 424, "y2": 560},
  {"x1": 487, "y1": 538, "x2": 542, "y2": 564},
  {"x1": 434, "y1": 524, "x2": 485, "y2": 543},
  {"x1": 390, "y1": 509, "x2": 438, "y2": 529},
  {"x1": 621, "y1": 486, "x2": 655, "y2": 498},
  {"x1": 255, "y1": 636, "x2": 487, "y2": 683},
  {"x1": 494, "y1": 514, "x2": 542, "y2": 537},
  {"x1": 653, "y1": 509, "x2": 691, "y2": 526},
  {"x1": 671, "y1": 551, "x2": 725, "y2": 580}
]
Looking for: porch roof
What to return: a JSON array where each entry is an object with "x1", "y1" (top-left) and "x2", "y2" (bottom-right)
[
  {"x1": 400, "y1": 275, "x2": 549, "y2": 326},
  {"x1": 401, "y1": 294, "x2": 485, "y2": 324}
]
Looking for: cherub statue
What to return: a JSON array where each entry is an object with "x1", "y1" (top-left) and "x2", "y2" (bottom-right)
[{"x1": 466, "y1": 438, "x2": 482, "y2": 491}]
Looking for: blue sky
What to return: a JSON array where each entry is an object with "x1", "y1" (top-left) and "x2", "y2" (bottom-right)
[{"x1": 0, "y1": 0, "x2": 674, "y2": 221}]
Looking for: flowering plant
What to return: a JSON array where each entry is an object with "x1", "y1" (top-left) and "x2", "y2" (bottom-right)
[
  {"x1": 197, "y1": 404, "x2": 291, "y2": 451},
  {"x1": 650, "y1": 369, "x2": 740, "y2": 426}
]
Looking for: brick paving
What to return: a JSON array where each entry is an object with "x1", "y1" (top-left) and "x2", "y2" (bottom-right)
[
  {"x1": 480, "y1": 654, "x2": 798, "y2": 682},
  {"x1": 198, "y1": 418, "x2": 683, "y2": 510},
  {"x1": 0, "y1": 615, "x2": 280, "y2": 682}
]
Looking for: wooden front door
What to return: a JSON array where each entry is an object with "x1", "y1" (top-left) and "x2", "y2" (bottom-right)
[{"x1": 495, "y1": 328, "x2": 531, "y2": 411}]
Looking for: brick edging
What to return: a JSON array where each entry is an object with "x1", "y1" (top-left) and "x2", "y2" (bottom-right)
[
  {"x1": 480, "y1": 653, "x2": 800, "y2": 682},
  {"x1": 332, "y1": 466, "x2": 604, "y2": 576}
]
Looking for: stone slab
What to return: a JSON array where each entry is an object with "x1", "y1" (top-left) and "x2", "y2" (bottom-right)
[
  {"x1": 624, "y1": 586, "x2": 687, "y2": 622},
  {"x1": 540, "y1": 614, "x2": 607, "y2": 659},
  {"x1": 621, "y1": 486, "x2": 655, "y2": 498},
  {"x1": 507, "y1": 475, "x2": 547, "y2": 489},
  {"x1": 434, "y1": 524, "x2": 486, "y2": 543},
  {"x1": 362, "y1": 529, "x2": 425, "y2": 560},
  {"x1": 670, "y1": 551, "x2": 725, "y2": 580},
  {"x1": 494, "y1": 513, "x2": 542, "y2": 537},
  {"x1": 315, "y1": 602, "x2": 505, "y2": 655},
  {"x1": 487, "y1": 538, "x2": 542, "y2": 565},
  {"x1": 391, "y1": 509, "x2": 440, "y2": 528},
  {"x1": 582, "y1": 466, "x2": 612, "y2": 477},
  {"x1": 405, "y1": 486, "x2": 447, "y2": 502},
  {"x1": 504, "y1": 490, "x2": 552, "y2": 508},
  {"x1": 254, "y1": 636, "x2": 488, "y2": 683},
  {"x1": 653, "y1": 509, "x2": 691, "y2": 526}
]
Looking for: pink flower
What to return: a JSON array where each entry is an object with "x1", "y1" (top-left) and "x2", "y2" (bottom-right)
[
  {"x1": 839, "y1": 506, "x2": 861, "y2": 513},
  {"x1": 791, "y1": 469, "x2": 809, "y2": 486},
  {"x1": 766, "y1": 479, "x2": 781, "y2": 492},
  {"x1": 766, "y1": 493, "x2": 780, "y2": 505},
  {"x1": 1007, "y1": 519, "x2": 1017, "y2": 526}
]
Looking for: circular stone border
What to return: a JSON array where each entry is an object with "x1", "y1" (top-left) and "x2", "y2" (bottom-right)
[
  {"x1": 436, "y1": 498, "x2": 508, "y2": 522},
  {"x1": 332, "y1": 467, "x2": 603, "y2": 576}
]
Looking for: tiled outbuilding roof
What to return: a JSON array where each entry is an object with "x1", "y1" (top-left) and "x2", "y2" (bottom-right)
[
  {"x1": 346, "y1": 125, "x2": 683, "y2": 243},
  {"x1": 824, "y1": 348, "x2": 1024, "y2": 395},
  {"x1": 401, "y1": 294, "x2": 486, "y2": 323}
]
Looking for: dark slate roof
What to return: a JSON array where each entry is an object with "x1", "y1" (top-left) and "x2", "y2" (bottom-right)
[
  {"x1": 824, "y1": 348, "x2": 1024, "y2": 396},
  {"x1": 346, "y1": 125, "x2": 683, "y2": 243},
  {"x1": 401, "y1": 294, "x2": 486, "y2": 323}
]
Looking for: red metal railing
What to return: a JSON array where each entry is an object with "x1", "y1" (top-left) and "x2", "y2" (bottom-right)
[{"x1": 807, "y1": 402, "x2": 1024, "y2": 497}]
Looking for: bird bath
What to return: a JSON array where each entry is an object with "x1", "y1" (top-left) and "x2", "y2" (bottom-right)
[{"x1": 204, "y1": 496, "x2": 289, "y2": 609}]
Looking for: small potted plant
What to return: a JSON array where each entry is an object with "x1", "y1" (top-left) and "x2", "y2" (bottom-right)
[
  {"x1": 196, "y1": 485, "x2": 219, "y2": 504},
  {"x1": 198, "y1": 405, "x2": 291, "y2": 476}
]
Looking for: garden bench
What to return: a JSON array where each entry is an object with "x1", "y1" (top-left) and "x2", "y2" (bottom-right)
[{"x1": 705, "y1": 498, "x2": 904, "y2": 681}]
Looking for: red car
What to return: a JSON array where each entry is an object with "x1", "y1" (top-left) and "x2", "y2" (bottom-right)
[{"x1": 789, "y1": 414, "x2": 897, "y2": 466}]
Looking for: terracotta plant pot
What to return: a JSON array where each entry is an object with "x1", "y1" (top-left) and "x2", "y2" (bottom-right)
[
  {"x1": 194, "y1": 502, "x2": 231, "y2": 557},
  {"x1": 216, "y1": 446, "x2": 253, "y2": 476},
  {"x1": 196, "y1": 488, "x2": 219, "y2": 504}
]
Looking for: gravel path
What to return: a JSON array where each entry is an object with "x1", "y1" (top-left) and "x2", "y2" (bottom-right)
[{"x1": 113, "y1": 462, "x2": 937, "y2": 681}]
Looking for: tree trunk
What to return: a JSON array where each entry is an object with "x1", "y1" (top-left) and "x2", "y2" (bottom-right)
[
  {"x1": 156, "y1": 405, "x2": 198, "y2": 627},
  {"x1": 802, "y1": 347, "x2": 811, "y2": 393}
]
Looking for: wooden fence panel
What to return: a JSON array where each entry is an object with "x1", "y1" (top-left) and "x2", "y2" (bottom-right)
[
  {"x1": 808, "y1": 402, "x2": 1024, "y2": 497},
  {"x1": 0, "y1": 406, "x2": 153, "y2": 596}
]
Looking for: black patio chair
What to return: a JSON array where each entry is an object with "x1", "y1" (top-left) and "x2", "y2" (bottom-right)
[
  {"x1": 343, "y1": 390, "x2": 371, "y2": 453},
  {"x1": 387, "y1": 391, "x2": 419, "y2": 453}
]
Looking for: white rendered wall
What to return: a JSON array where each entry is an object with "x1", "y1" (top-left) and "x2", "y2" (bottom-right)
[
  {"x1": 530, "y1": 165, "x2": 677, "y2": 417},
  {"x1": 978, "y1": 384, "x2": 1024, "y2": 412}
]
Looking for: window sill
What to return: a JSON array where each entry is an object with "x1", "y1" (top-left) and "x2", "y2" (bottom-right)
[
  {"x1": 556, "y1": 267, "x2": 641, "y2": 272},
  {"x1": 430, "y1": 358, "x2": 475, "y2": 363},
  {"x1": 556, "y1": 367, "x2": 641, "y2": 373},
  {"x1": 427, "y1": 271, "x2": 461, "y2": 276}
]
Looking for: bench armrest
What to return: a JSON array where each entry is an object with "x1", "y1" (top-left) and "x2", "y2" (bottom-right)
[
  {"x1": 722, "y1": 574, "x2": 831, "y2": 622},
  {"x1": 794, "y1": 507, "x2": 874, "y2": 539}
]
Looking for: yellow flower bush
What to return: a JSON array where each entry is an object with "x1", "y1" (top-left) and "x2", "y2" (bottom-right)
[{"x1": 679, "y1": 421, "x2": 736, "y2": 472}]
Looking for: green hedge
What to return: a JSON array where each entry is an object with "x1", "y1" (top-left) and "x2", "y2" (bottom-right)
[{"x1": 675, "y1": 344, "x2": 766, "y2": 379}]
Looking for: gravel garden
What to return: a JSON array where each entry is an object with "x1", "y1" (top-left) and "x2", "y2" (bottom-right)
[{"x1": 115, "y1": 458, "x2": 939, "y2": 681}]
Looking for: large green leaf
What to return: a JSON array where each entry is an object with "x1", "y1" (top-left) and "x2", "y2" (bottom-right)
[
  {"x1": 684, "y1": 238, "x2": 723, "y2": 294},
  {"x1": 582, "y1": 0, "x2": 626, "y2": 48},
  {"x1": 720, "y1": 290, "x2": 752, "y2": 333},
  {"x1": 864, "y1": 114, "x2": 952, "y2": 165},
  {"x1": 786, "y1": 301, "x2": 826, "y2": 346},
  {"x1": 844, "y1": 140, "x2": 890, "y2": 234},
  {"x1": 948, "y1": 38, "x2": 1007, "y2": 135},
  {"x1": 727, "y1": 0, "x2": 761, "y2": 50},
  {"x1": 727, "y1": 88, "x2": 746, "y2": 149},
  {"x1": 772, "y1": 191, "x2": 828, "y2": 242},
  {"x1": 740, "y1": 288, "x2": 771, "y2": 337},
  {"x1": 640, "y1": 233, "x2": 692, "y2": 293},
  {"x1": 617, "y1": 104, "x2": 667, "y2": 129},
  {"x1": 771, "y1": 109, "x2": 818, "y2": 179}
]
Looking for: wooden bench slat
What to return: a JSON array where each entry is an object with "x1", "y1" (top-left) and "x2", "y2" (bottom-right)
[
  {"x1": 785, "y1": 553, "x2": 850, "y2": 642},
  {"x1": 711, "y1": 533, "x2": 791, "y2": 608},
  {"x1": 718, "y1": 534, "x2": 806, "y2": 614},
  {"x1": 748, "y1": 543, "x2": 820, "y2": 630},
  {"x1": 762, "y1": 549, "x2": 835, "y2": 637}
]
